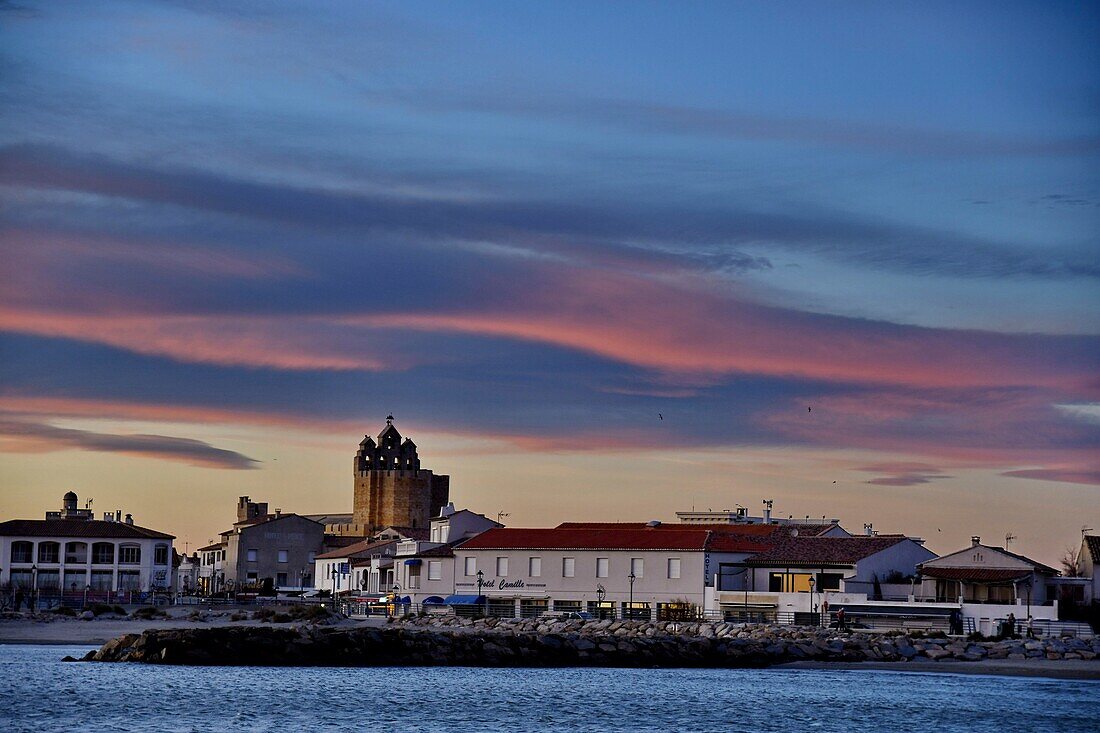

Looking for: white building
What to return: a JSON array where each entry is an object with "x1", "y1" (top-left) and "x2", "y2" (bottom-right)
[
  {"x1": 1077, "y1": 535, "x2": 1100, "y2": 605},
  {"x1": 448, "y1": 526, "x2": 757, "y2": 619},
  {"x1": 916, "y1": 537, "x2": 1061, "y2": 634},
  {"x1": 0, "y1": 491, "x2": 175, "y2": 600},
  {"x1": 175, "y1": 551, "x2": 200, "y2": 594},
  {"x1": 315, "y1": 538, "x2": 399, "y2": 597}
]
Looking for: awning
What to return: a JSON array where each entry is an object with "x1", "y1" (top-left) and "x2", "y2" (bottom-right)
[
  {"x1": 920, "y1": 567, "x2": 1031, "y2": 583},
  {"x1": 422, "y1": 596, "x2": 445, "y2": 605},
  {"x1": 442, "y1": 594, "x2": 486, "y2": 605},
  {"x1": 832, "y1": 604, "x2": 953, "y2": 618},
  {"x1": 403, "y1": 559, "x2": 422, "y2": 566}
]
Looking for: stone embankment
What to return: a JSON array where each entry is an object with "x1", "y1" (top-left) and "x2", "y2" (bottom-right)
[{"x1": 80, "y1": 616, "x2": 1100, "y2": 667}]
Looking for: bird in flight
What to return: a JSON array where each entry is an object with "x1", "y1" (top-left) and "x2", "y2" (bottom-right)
[
  {"x1": 808, "y1": 406, "x2": 812, "y2": 412},
  {"x1": 658, "y1": 413, "x2": 663, "y2": 420}
]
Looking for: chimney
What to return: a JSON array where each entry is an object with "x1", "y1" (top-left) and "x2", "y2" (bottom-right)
[
  {"x1": 971, "y1": 535, "x2": 981, "y2": 547},
  {"x1": 762, "y1": 499, "x2": 773, "y2": 524},
  {"x1": 864, "y1": 522, "x2": 874, "y2": 536},
  {"x1": 116, "y1": 509, "x2": 122, "y2": 522},
  {"x1": 274, "y1": 508, "x2": 281, "y2": 518},
  {"x1": 103, "y1": 512, "x2": 114, "y2": 522},
  {"x1": 124, "y1": 513, "x2": 133, "y2": 525}
]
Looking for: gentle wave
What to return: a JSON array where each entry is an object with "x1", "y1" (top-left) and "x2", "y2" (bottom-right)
[{"x1": 1, "y1": 644, "x2": 1097, "y2": 732}]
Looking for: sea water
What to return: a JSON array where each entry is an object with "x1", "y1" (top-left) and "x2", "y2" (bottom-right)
[{"x1": 1, "y1": 644, "x2": 1097, "y2": 732}]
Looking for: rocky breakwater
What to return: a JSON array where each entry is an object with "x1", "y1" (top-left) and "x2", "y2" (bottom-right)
[{"x1": 79, "y1": 618, "x2": 1100, "y2": 668}]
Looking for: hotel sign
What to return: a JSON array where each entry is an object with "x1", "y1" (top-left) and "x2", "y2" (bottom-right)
[{"x1": 455, "y1": 579, "x2": 548, "y2": 591}]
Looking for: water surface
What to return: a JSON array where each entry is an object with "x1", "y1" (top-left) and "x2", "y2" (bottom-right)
[{"x1": 2, "y1": 644, "x2": 1096, "y2": 732}]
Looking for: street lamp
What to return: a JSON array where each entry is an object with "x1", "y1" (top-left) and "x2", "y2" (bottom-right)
[
  {"x1": 83, "y1": 584, "x2": 91, "y2": 610},
  {"x1": 627, "y1": 572, "x2": 636, "y2": 620},
  {"x1": 476, "y1": 569, "x2": 485, "y2": 616},
  {"x1": 596, "y1": 583, "x2": 606, "y2": 619},
  {"x1": 391, "y1": 583, "x2": 401, "y2": 617},
  {"x1": 30, "y1": 564, "x2": 38, "y2": 614},
  {"x1": 808, "y1": 575, "x2": 816, "y2": 624}
]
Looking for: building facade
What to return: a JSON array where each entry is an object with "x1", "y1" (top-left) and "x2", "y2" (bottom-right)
[
  {"x1": 223, "y1": 511, "x2": 324, "y2": 590},
  {"x1": 0, "y1": 491, "x2": 175, "y2": 597}
]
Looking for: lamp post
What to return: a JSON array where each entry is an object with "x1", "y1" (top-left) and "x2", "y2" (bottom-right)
[
  {"x1": 476, "y1": 569, "x2": 485, "y2": 617},
  {"x1": 596, "y1": 583, "x2": 606, "y2": 619},
  {"x1": 808, "y1": 575, "x2": 816, "y2": 625},
  {"x1": 83, "y1": 584, "x2": 90, "y2": 610},
  {"x1": 391, "y1": 583, "x2": 401, "y2": 618},
  {"x1": 627, "y1": 571, "x2": 636, "y2": 621},
  {"x1": 30, "y1": 564, "x2": 38, "y2": 614}
]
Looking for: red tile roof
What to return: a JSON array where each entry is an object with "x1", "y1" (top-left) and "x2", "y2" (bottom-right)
[
  {"x1": 1084, "y1": 535, "x2": 1100, "y2": 564},
  {"x1": 315, "y1": 539, "x2": 396, "y2": 560},
  {"x1": 0, "y1": 519, "x2": 173, "y2": 540},
  {"x1": 920, "y1": 567, "x2": 1032, "y2": 583},
  {"x1": 458, "y1": 527, "x2": 715, "y2": 551},
  {"x1": 556, "y1": 521, "x2": 838, "y2": 537},
  {"x1": 745, "y1": 536, "x2": 909, "y2": 566}
]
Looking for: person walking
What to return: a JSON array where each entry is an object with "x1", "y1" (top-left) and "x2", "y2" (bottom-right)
[{"x1": 836, "y1": 607, "x2": 846, "y2": 630}]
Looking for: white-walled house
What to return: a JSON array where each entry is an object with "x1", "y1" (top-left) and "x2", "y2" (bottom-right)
[
  {"x1": 917, "y1": 537, "x2": 1060, "y2": 634},
  {"x1": 0, "y1": 492, "x2": 175, "y2": 600},
  {"x1": 315, "y1": 539, "x2": 398, "y2": 596}
]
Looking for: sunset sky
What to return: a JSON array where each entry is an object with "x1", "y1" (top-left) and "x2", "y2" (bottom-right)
[{"x1": 1, "y1": 1, "x2": 1097, "y2": 564}]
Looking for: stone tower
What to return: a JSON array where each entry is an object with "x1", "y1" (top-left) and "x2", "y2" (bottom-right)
[{"x1": 352, "y1": 416, "x2": 449, "y2": 532}]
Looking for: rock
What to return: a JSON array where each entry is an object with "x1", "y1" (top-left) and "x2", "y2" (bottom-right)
[
  {"x1": 80, "y1": 610, "x2": 94, "y2": 620},
  {"x1": 925, "y1": 648, "x2": 952, "y2": 660}
]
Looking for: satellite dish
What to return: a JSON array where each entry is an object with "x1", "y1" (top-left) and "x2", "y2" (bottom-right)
[{"x1": 790, "y1": 529, "x2": 799, "y2": 537}]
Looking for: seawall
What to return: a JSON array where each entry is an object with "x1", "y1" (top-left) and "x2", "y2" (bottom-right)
[{"x1": 79, "y1": 619, "x2": 1100, "y2": 668}]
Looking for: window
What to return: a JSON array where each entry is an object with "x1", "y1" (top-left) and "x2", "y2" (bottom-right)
[
  {"x1": 63, "y1": 569, "x2": 87, "y2": 590},
  {"x1": 154, "y1": 545, "x2": 169, "y2": 565},
  {"x1": 11, "y1": 541, "x2": 32, "y2": 564},
  {"x1": 815, "y1": 573, "x2": 842, "y2": 591},
  {"x1": 37, "y1": 570, "x2": 60, "y2": 589},
  {"x1": 596, "y1": 557, "x2": 609, "y2": 578},
  {"x1": 37, "y1": 542, "x2": 60, "y2": 563},
  {"x1": 529, "y1": 557, "x2": 542, "y2": 577},
  {"x1": 496, "y1": 557, "x2": 508, "y2": 576},
  {"x1": 562, "y1": 557, "x2": 575, "y2": 578},
  {"x1": 246, "y1": 572, "x2": 258, "y2": 582},
  {"x1": 117, "y1": 570, "x2": 141, "y2": 591},
  {"x1": 464, "y1": 557, "x2": 477, "y2": 576},
  {"x1": 92, "y1": 543, "x2": 114, "y2": 564},
  {"x1": 428, "y1": 561, "x2": 442, "y2": 581},
  {"x1": 768, "y1": 572, "x2": 812, "y2": 593},
  {"x1": 276, "y1": 572, "x2": 288, "y2": 587},
  {"x1": 667, "y1": 558, "x2": 681, "y2": 579},
  {"x1": 408, "y1": 564, "x2": 421, "y2": 589},
  {"x1": 247, "y1": 549, "x2": 258, "y2": 562},
  {"x1": 630, "y1": 558, "x2": 644, "y2": 578},
  {"x1": 118, "y1": 545, "x2": 141, "y2": 565},
  {"x1": 90, "y1": 570, "x2": 113, "y2": 590},
  {"x1": 277, "y1": 550, "x2": 289, "y2": 564},
  {"x1": 65, "y1": 542, "x2": 87, "y2": 564}
]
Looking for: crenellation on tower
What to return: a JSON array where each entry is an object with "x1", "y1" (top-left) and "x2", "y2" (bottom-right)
[{"x1": 351, "y1": 416, "x2": 449, "y2": 532}]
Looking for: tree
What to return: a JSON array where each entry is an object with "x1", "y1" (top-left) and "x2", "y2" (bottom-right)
[{"x1": 1061, "y1": 545, "x2": 1081, "y2": 577}]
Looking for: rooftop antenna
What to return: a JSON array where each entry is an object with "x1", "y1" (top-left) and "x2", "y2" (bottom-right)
[
  {"x1": 1005, "y1": 532, "x2": 1016, "y2": 549},
  {"x1": 85, "y1": 497, "x2": 93, "y2": 509},
  {"x1": 1084, "y1": 526, "x2": 1095, "y2": 537},
  {"x1": 496, "y1": 511, "x2": 510, "y2": 523}
]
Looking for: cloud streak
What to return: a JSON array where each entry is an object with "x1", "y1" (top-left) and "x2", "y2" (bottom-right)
[{"x1": 0, "y1": 418, "x2": 259, "y2": 469}]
